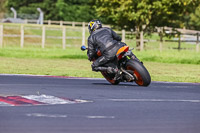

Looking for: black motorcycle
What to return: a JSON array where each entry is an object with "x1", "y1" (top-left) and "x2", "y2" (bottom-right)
[{"x1": 81, "y1": 45, "x2": 151, "y2": 86}]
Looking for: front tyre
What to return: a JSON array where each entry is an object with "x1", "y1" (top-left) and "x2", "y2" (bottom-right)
[{"x1": 126, "y1": 60, "x2": 151, "y2": 86}]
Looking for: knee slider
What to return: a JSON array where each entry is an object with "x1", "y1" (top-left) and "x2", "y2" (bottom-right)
[{"x1": 91, "y1": 64, "x2": 98, "y2": 71}]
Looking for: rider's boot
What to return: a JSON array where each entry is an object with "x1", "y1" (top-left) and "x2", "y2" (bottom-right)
[
  {"x1": 107, "y1": 67, "x2": 121, "y2": 80},
  {"x1": 92, "y1": 66, "x2": 107, "y2": 72},
  {"x1": 107, "y1": 67, "x2": 118, "y2": 74},
  {"x1": 93, "y1": 66, "x2": 118, "y2": 74},
  {"x1": 108, "y1": 67, "x2": 121, "y2": 80},
  {"x1": 93, "y1": 66, "x2": 120, "y2": 80}
]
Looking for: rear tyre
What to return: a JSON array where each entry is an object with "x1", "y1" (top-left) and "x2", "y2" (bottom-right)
[
  {"x1": 101, "y1": 72, "x2": 119, "y2": 85},
  {"x1": 126, "y1": 59, "x2": 151, "y2": 86}
]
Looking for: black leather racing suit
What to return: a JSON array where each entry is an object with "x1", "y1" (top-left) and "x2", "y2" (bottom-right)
[{"x1": 87, "y1": 27, "x2": 124, "y2": 72}]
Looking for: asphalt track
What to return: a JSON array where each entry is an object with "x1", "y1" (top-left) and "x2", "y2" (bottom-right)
[{"x1": 0, "y1": 75, "x2": 200, "y2": 133}]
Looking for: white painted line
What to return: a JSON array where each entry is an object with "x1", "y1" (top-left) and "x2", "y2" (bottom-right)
[
  {"x1": 86, "y1": 116, "x2": 115, "y2": 119},
  {"x1": 74, "y1": 99, "x2": 93, "y2": 103},
  {"x1": 108, "y1": 99, "x2": 200, "y2": 103},
  {"x1": 26, "y1": 113, "x2": 67, "y2": 118}
]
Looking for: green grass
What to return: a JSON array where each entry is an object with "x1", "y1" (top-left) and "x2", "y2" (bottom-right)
[
  {"x1": 0, "y1": 47, "x2": 199, "y2": 83},
  {"x1": 146, "y1": 62, "x2": 200, "y2": 83},
  {"x1": 0, "y1": 23, "x2": 199, "y2": 83},
  {"x1": 0, "y1": 47, "x2": 86, "y2": 59},
  {"x1": 0, "y1": 47, "x2": 199, "y2": 64},
  {"x1": 135, "y1": 50, "x2": 200, "y2": 64},
  {"x1": 0, "y1": 57, "x2": 199, "y2": 83},
  {"x1": 0, "y1": 57, "x2": 101, "y2": 78}
]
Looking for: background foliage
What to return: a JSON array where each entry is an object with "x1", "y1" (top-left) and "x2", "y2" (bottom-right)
[
  {"x1": 4, "y1": 0, "x2": 96, "y2": 21},
  {"x1": 95, "y1": 0, "x2": 200, "y2": 31},
  {"x1": 2, "y1": 0, "x2": 200, "y2": 30},
  {"x1": 188, "y1": 5, "x2": 200, "y2": 30},
  {"x1": 1, "y1": 0, "x2": 200, "y2": 50}
]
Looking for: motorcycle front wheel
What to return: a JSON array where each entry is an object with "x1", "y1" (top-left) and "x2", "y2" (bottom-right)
[{"x1": 126, "y1": 59, "x2": 151, "y2": 86}]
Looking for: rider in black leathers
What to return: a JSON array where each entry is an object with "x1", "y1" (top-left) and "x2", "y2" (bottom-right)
[{"x1": 87, "y1": 19, "x2": 138, "y2": 73}]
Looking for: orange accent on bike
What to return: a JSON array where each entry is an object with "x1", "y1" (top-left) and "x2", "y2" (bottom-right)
[
  {"x1": 116, "y1": 46, "x2": 129, "y2": 60},
  {"x1": 127, "y1": 66, "x2": 144, "y2": 86}
]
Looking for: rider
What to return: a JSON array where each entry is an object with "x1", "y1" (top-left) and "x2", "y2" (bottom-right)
[{"x1": 87, "y1": 19, "x2": 138, "y2": 74}]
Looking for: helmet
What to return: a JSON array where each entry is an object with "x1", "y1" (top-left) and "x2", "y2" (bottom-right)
[{"x1": 88, "y1": 19, "x2": 102, "y2": 34}]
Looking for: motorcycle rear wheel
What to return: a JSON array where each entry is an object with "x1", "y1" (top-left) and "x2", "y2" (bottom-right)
[
  {"x1": 126, "y1": 60, "x2": 151, "y2": 86},
  {"x1": 101, "y1": 72, "x2": 119, "y2": 85}
]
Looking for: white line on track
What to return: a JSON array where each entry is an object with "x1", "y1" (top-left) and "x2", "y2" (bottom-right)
[
  {"x1": 86, "y1": 116, "x2": 115, "y2": 119},
  {"x1": 26, "y1": 113, "x2": 67, "y2": 118},
  {"x1": 108, "y1": 99, "x2": 200, "y2": 103},
  {"x1": 26, "y1": 113, "x2": 115, "y2": 119}
]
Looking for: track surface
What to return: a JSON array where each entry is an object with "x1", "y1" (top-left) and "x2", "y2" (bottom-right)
[{"x1": 0, "y1": 75, "x2": 200, "y2": 133}]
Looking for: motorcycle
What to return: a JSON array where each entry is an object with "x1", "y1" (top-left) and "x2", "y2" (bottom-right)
[{"x1": 81, "y1": 45, "x2": 151, "y2": 86}]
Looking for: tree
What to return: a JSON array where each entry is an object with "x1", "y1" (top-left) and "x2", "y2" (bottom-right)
[
  {"x1": 4, "y1": 0, "x2": 96, "y2": 21},
  {"x1": 4, "y1": 0, "x2": 56, "y2": 19},
  {"x1": 55, "y1": 0, "x2": 96, "y2": 22},
  {"x1": 95, "y1": 0, "x2": 199, "y2": 49},
  {"x1": 95, "y1": 0, "x2": 199, "y2": 31},
  {"x1": 188, "y1": 5, "x2": 200, "y2": 30},
  {"x1": 0, "y1": 0, "x2": 6, "y2": 19}
]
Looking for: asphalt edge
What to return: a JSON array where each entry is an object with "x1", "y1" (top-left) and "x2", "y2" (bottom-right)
[{"x1": 0, "y1": 73, "x2": 199, "y2": 85}]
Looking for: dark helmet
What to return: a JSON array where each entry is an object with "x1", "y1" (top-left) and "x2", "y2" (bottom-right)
[{"x1": 88, "y1": 19, "x2": 102, "y2": 34}]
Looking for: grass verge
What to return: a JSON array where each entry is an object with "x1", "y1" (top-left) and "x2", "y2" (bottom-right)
[
  {"x1": 0, "y1": 47, "x2": 200, "y2": 64},
  {"x1": 1, "y1": 23, "x2": 199, "y2": 83},
  {"x1": 0, "y1": 57, "x2": 199, "y2": 83}
]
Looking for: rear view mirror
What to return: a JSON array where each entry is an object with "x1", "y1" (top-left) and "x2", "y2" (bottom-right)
[{"x1": 81, "y1": 45, "x2": 87, "y2": 51}]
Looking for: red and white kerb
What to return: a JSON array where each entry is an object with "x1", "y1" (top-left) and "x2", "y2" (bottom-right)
[{"x1": 0, "y1": 95, "x2": 90, "y2": 106}]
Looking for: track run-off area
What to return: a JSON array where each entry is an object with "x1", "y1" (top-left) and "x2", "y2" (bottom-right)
[{"x1": 0, "y1": 74, "x2": 200, "y2": 133}]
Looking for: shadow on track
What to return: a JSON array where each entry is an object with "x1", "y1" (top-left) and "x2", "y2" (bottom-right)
[{"x1": 92, "y1": 82, "x2": 138, "y2": 87}]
